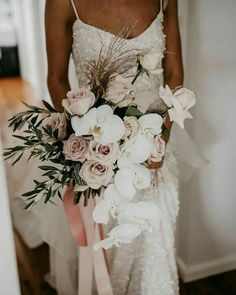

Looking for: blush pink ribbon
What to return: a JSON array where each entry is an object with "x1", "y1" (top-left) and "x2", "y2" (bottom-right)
[{"x1": 63, "y1": 187, "x2": 113, "y2": 295}]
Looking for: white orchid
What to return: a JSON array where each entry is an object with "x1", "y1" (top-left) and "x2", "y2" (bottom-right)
[
  {"x1": 114, "y1": 159, "x2": 151, "y2": 199},
  {"x1": 71, "y1": 105, "x2": 125, "y2": 145},
  {"x1": 159, "y1": 85, "x2": 196, "y2": 129},
  {"x1": 120, "y1": 113, "x2": 163, "y2": 164},
  {"x1": 93, "y1": 184, "x2": 127, "y2": 224},
  {"x1": 118, "y1": 201, "x2": 161, "y2": 231},
  {"x1": 138, "y1": 113, "x2": 163, "y2": 137},
  {"x1": 93, "y1": 223, "x2": 141, "y2": 250}
]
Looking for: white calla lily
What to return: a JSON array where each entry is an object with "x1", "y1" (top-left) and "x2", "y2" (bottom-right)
[
  {"x1": 118, "y1": 201, "x2": 161, "y2": 230},
  {"x1": 93, "y1": 223, "x2": 141, "y2": 250},
  {"x1": 71, "y1": 105, "x2": 125, "y2": 144}
]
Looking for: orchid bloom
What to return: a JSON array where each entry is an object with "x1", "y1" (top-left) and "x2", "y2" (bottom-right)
[
  {"x1": 159, "y1": 85, "x2": 196, "y2": 129},
  {"x1": 93, "y1": 223, "x2": 141, "y2": 250},
  {"x1": 120, "y1": 113, "x2": 163, "y2": 164},
  {"x1": 93, "y1": 184, "x2": 127, "y2": 224},
  {"x1": 71, "y1": 105, "x2": 125, "y2": 145},
  {"x1": 114, "y1": 158, "x2": 151, "y2": 199}
]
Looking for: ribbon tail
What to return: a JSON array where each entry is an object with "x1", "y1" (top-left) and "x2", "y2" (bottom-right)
[
  {"x1": 93, "y1": 224, "x2": 113, "y2": 295},
  {"x1": 63, "y1": 187, "x2": 87, "y2": 246}
]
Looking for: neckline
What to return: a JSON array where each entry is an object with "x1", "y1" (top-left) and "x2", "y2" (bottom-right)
[{"x1": 73, "y1": 10, "x2": 163, "y2": 42}]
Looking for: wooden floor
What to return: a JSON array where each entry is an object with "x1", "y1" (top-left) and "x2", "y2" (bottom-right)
[{"x1": 1, "y1": 77, "x2": 236, "y2": 295}]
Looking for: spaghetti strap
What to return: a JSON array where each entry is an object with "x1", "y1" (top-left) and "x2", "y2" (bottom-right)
[
  {"x1": 70, "y1": 0, "x2": 79, "y2": 19},
  {"x1": 160, "y1": 0, "x2": 163, "y2": 12}
]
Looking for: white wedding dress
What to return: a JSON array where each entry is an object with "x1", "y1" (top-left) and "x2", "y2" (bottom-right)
[{"x1": 11, "y1": 0, "x2": 200, "y2": 294}]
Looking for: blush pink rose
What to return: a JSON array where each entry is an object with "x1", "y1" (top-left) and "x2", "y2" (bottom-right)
[
  {"x1": 105, "y1": 74, "x2": 132, "y2": 105},
  {"x1": 149, "y1": 135, "x2": 166, "y2": 163},
  {"x1": 42, "y1": 113, "x2": 67, "y2": 140},
  {"x1": 79, "y1": 160, "x2": 114, "y2": 189},
  {"x1": 63, "y1": 134, "x2": 89, "y2": 162},
  {"x1": 62, "y1": 88, "x2": 96, "y2": 116},
  {"x1": 87, "y1": 140, "x2": 120, "y2": 164}
]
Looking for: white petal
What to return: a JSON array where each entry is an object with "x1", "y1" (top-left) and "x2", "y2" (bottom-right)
[
  {"x1": 93, "y1": 223, "x2": 141, "y2": 250},
  {"x1": 109, "y1": 223, "x2": 141, "y2": 242},
  {"x1": 97, "y1": 115, "x2": 125, "y2": 144},
  {"x1": 93, "y1": 200, "x2": 110, "y2": 224},
  {"x1": 132, "y1": 164, "x2": 151, "y2": 190},
  {"x1": 71, "y1": 108, "x2": 96, "y2": 136},
  {"x1": 138, "y1": 114, "x2": 163, "y2": 135},
  {"x1": 104, "y1": 184, "x2": 126, "y2": 204},
  {"x1": 96, "y1": 105, "x2": 113, "y2": 123},
  {"x1": 159, "y1": 85, "x2": 173, "y2": 107},
  {"x1": 114, "y1": 169, "x2": 136, "y2": 200},
  {"x1": 168, "y1": 109, "x2": 193, "y2": 129},
  {"x1": 93, "y1": 236, "x2": 116, "y2": 250},
  {"x1": 122, "y1": 134, "x2": 153, "y2": 164}
]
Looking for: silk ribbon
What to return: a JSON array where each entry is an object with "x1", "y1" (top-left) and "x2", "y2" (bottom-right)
[{"x1": 63, "y1": 187, "x2": 113, "y2": 295}]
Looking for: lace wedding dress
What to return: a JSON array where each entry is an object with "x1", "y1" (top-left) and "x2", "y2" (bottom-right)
[{"x1": 13, "y1": 0, "x2": 184, "y2": 294}]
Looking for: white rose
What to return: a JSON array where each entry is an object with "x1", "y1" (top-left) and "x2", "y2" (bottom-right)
[
  {"x1": 105, "y1": 74, "x2": 133, "y2": 105},
  {"x1": 62, "y1": 88, "x2": 95, "y2": 116},
  {"x1": 79, "y1": 160, "x2": 114, "y2": 189},
  {"x1": 149, "y1": 135, "x2": 166, "y2": 163},
  {"x1": 87, "y1": 140, "x2": 120, "y2": 164},
  {"x1": 42, "y1": 113, "x2": 67, "y2": 140},
  {"x1": 123, "y1": 116, "x2": 140, "y2": 139},
  {"x1": 139, "y1": 49, "x2": 163, "y2": 75}
]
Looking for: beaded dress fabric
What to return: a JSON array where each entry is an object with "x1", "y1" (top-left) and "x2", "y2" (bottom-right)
[{"x1": 71, "y1": 0, "x2": 180, "y2": 294}]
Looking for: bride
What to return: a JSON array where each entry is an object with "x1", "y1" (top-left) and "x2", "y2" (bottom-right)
[{"x1": 17, "y1": 0, "x2": 183, "y2": 294}]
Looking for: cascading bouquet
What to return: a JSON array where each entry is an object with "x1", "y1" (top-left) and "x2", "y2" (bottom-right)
[{"x1": 4, "y1": 37, "x2": 196, "y2": 249}]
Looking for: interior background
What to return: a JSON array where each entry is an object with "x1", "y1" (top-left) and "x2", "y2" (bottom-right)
[{"x1": 1, "y1": 0, "x2": 236, "y2": 291}]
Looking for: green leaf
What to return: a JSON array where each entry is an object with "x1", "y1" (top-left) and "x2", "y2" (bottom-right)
[
  {"x1": 39, "y1": 165, "x2": 59, "y2": 171},
  {"x1": 42, "y1": 100, "x2": 57, "y2": 113},
  {"x1": 24, "y1": 200, "x2": 36, "y2": 210},
  {"x1": 162, "y1": 124, "x2": 170, "y2": 140},
  {"x1": 12, "y1": 153, "x2": 23, "y2": 166},
  {"x1": 13, "y1": 134, "x2": 28, "y2": 141},
  {"x1": 22, "y1": 190, "x2": 38, "y2": 197},
  {"x1": 125, "y1": 106, "x2": 143, "y2": 118},
  {"x1": 44, "y1": 188, "x2": 52, "y2": 204},
  {"x1": 73, "y1": 191, "x2": 82, "y2": 204}
]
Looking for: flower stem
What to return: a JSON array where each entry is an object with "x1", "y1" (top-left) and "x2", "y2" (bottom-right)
[{"x1": 131, "y1": 68, "x2": 142, "y2": 85}]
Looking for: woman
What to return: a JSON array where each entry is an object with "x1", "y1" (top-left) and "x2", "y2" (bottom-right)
[{"x1": 44, "y1": 0, "x2": 183, "y2": 294}]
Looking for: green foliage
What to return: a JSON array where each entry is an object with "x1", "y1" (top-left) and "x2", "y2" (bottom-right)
[{"x1": 125, "y1": 106, "x2": 143, "y2": 118}]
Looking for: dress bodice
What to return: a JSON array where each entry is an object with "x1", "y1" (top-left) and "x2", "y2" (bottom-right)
[{"x1": 71, "y1": 8, "x2": 166, "y2": 112}]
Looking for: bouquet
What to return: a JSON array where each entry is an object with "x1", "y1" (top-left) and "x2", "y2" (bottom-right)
[{"x1": 4, "y1": 37, "x2": 196, "y2": 249}]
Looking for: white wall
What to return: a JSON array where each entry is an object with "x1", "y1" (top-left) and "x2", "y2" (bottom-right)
[
  {"x1": 10, "y1": 0, "x2": 47, "y2": 99},
  {"x1": 0, "y1": 135, "x2": 21, "y2": 295},
  {"x1": 177, "y1": 0, "x2": 236, "y2": 282}
]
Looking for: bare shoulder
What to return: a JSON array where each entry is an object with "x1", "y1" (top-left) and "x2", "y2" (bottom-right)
[{"x1": 45, "y1": 0, "x2": 75, "y2": 25}]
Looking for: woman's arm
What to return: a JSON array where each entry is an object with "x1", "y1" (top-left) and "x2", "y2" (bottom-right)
[
  {"x1": 149, "y1": 0, "x2": 184, "y2": 169},
  {"x1": 45, "y1": 0, "x2": 75, "y2": 112},
  {"x1": 163, "y1": 0, "x2": 184, "y2": 131}
]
